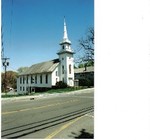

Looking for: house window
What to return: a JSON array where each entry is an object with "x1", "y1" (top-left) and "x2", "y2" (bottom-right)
[
  {"x1": 69, "y1": 64, "x2": 71, "y2": 74},
  {"x1": 62, "y1": 65, "x2": 64, "y2": 74},
  {"x1": 40, "y1": 75, "x2": 42, "y2": 84},
  {"x1": 23, "y1": 87, "x2": 24, "y2": 91},
  {"x1": 45, "y1": 74, "x2": 48, "y2": 84},
  {"x1": 62, "y1": 58, "x2": 64, "y2": 60},
  {"x1": 20, "y1": 87, "x2": 22, "y2": 91}
]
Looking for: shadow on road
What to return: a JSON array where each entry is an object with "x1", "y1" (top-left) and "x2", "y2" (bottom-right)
[
  {"x1": 69, "y1": 129, "x2": 94, "y2": 139},
  {"x1": 2, "y1": 106, "x2": 94, "y2": 139}
]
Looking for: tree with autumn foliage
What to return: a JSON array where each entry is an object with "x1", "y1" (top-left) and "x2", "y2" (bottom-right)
[{"x1": 1, "y1": 71, "x2": 18, "y2": 92}]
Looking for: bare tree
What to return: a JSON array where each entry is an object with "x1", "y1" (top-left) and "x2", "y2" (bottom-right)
[{"x1": 75, "y1": 27, "x2": 94, "y2": 66}]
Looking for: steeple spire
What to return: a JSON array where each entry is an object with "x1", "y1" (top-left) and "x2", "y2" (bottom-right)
[
  {"x1": 63, "y1": 17, "x2": 68, "y2": 40},
  {"x1": 60, "y1": 17, "x2": 71, "y2": 45}
]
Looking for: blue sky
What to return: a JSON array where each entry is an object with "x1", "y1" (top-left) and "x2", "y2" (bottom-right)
[{"x1": 2, "y1": 0, "x2": 94, "y2": 71}]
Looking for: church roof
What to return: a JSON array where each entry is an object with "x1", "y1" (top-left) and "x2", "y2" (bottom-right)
[
  {"x1": 74, "y1": 66, "x2": 94, "y2": 73},
  {"x1": 19, "y1": 59, "x2": 60, "y2": 75}
]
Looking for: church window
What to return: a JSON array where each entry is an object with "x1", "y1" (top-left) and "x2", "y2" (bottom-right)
[
  {"x1": 31, "y1": 76, "x2": 34, "y2": 84},
  {"x1": 56, "y1": 71, "x2": 58, "y2": 76},
  {"x1": 69, "y1": 64, "x2": 71, "y2": 74},
  {"x1": 35, "y1": 75, "x2": 37, "y2": 84},
  {"x1": 40, "y1": 75, "x2": 42, "y2": 84},
  {"x1": 62, "y1": 45, "x2": 64, "y2": 49},
  {"x1": 23, "y1": 76, "x2": 25, "y2": 84},
  {"x1": 45, "y1": 74, "x2": 48, "y2": 84},
  {"x1": 20, "y1": 77, "x2": 22, "y2": 84},
  {"x1": 20, "y1": 87, "x2": 22, "y2": 91},
  {"x1": 62, "y1": 65, "x2": 64, "y2": 74},
  {"x1": 27, "y1": 76, "x2": 28, "y2": 84}
]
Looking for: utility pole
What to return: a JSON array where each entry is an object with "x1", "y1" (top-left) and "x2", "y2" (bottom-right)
[{"x1": 2, "y1": 57, "x2": 10, "y2": 94}]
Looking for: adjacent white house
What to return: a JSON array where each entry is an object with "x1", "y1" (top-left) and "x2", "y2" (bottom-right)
[{"x1": 17, "y1": 18, "x2": 74, "y2": 94}]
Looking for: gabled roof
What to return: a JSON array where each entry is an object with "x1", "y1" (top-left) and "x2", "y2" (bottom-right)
[
  {"x1": 19, "y1": 59, "x2": 60, "y2": 75},
  {"x1": 74, "y1": 66, "x2": 94, "y2": 74}
]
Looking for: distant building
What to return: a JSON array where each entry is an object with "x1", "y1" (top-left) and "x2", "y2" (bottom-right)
[
  {"x1": 17, "y1": 18, "x2": 74, "y2": 94},
  {"x1": 74, "y1": 66, "x2": 94, "y2": 86}
]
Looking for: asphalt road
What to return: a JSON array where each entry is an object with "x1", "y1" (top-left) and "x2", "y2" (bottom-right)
[{"x1": 1, "y1": 89, "x2": 94, "y2": 139}]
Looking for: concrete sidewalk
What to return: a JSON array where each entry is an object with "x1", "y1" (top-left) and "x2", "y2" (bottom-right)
[{"x1": 1, "y1": 88, "x2": 94, "y2": 102}]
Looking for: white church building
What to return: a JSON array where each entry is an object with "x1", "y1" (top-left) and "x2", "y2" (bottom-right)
[{"x1": 17, "y1": 19, "x2": 75, "y2": 94}]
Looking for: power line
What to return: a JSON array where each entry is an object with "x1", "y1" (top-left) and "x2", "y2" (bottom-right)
[
  {"x1": 10, "y1": 0, "x2": 13, "y2": 48},
  {"x1": 1, "y1": 26, "x2": 4, "y2": 58},
  {"x1": 1, "y1": 0, "x2": 13, "y2": 94}
]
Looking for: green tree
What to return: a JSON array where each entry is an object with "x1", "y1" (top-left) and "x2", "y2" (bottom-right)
[
  {"x1": 78, "y1": 61, "x2": 94, "y2": 68},
  {"x1": 78, "y1": 63, "x2": 84, "y2": 68},
  {"x1": 17, "y1": 67, "x2": 28, "y2": 73}
]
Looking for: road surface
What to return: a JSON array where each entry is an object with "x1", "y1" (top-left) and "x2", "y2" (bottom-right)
[{"x1": 2, "y1": 89, "x2": 94, "y2": 139}]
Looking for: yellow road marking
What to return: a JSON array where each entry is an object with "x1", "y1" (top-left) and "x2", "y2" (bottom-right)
[
  {"x1": 2, "y1": 99, "x2": 79, "y2": 115},
  {"x1": 45, "y1": 115, "x2": 84, "y2": 139},
  {"x1": 84, "y1": 114, "x2": 94, "y2": 118}
]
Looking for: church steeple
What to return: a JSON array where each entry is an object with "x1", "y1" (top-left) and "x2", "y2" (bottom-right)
[
  {"x1": 60, "y1": 17, "x2": 71, "y2": 45},
  {"x1": 57, "y1": 17, "x2": 74, "y2": 87}
]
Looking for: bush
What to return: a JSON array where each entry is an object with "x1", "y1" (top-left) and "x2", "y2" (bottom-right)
[
  {"x1": 79, "y1": 78, "x2": 94, "y2": 87},
  {"x1": 56, "y1": 81, "x2": 67, "y2": 89},
  {"x1": 79, "y1": 78, "x2": 90, "y2": 87}
]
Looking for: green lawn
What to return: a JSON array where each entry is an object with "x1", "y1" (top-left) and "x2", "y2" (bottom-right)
[
  {"x1": 47, "y1": 87, "x2": 86, "y2": 94},
  {"x1": 1, "y1": 87, "x2": 88, "y2": 98},
  {"x1": 1, "y1": 94, "x2": 27, "y2": 98}
]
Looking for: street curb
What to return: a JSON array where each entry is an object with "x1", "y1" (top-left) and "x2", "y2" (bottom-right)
[{"x1": 1, "y1": 88, "x2": 94, "y2": 102}]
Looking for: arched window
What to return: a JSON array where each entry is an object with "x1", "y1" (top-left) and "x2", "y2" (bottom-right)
[
  {"x1": 69, "y1": 64, "x2": 71, "y2": 74},
  {"x1": 56, "y1": 71, "x2": 58, "y2": 76},
  {"x1": 62, "y1": 65, "x2": 64, "y2": 74}
]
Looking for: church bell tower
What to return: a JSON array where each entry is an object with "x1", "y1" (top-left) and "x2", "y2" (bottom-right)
[{"x1": 57, "y1": 17, "x2": 74, "y2": 86}]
